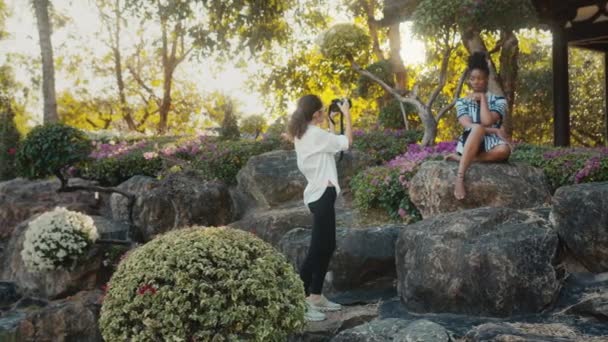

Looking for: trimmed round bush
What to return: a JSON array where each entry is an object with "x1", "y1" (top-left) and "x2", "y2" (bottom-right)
[
  {"x1": 318, "y1": 23, "x2": 370, "y2": 63},
  {"x1": 16, "y1": 123, "x2": 91, "y2": 179},
  {"x1": 99, "y1": 227, "x2": 306, "y2": 341},
  {"x1": 21, "y1": 207, "x2": 99, "y2": 272}
]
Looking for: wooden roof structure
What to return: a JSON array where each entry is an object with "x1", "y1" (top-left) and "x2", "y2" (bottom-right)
[{"x1": 532, "y1": 0, "x2": 608, "y2": 146}]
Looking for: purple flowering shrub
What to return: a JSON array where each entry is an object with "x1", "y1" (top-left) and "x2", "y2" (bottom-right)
[
  {"x1": 80, "y1": 136, "x2": 282, "y2": 186},
  {"x1": 510, "y1": 143, "x2": 608, "y2": 190},
  {"x1": 350, "y1": 141, "x2": 456, "y2": 221}
]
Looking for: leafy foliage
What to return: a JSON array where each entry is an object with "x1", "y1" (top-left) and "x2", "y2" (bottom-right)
[
  {"x1": 240, "y1": 114, "x2": 267, "y2": 139},
  {"x1": 0, "y1": 98, "x2": 20, "y2": 180},
  {"x1": 357, "y1": 60, "x2": 393, "y2": 98},
  {"x1": 352, "y1": 129, "x2": 422, "y2": 164},
  {"x1": 81, "y1": 153, "x2": 164, "y2": 186},
  {"x1": 318, "y1": 23, "x2": 371, "y2": 65},
  {"x1": 220, "y1": 110, "x2": 241, "y2": 141},
  {"x1": 99, "y1": 227, "x2": 306, "y2": 341},
  {"x1": 412, "y1": 0, "x2": 537, "y2": 37},
  {"x1": 16, "y1": 123, "x2": 92, "y2": 179}
]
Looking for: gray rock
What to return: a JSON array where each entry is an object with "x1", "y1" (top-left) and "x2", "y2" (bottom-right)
[
  {"x1": 229, "y1": 205, "x2": 312, "y2": 246},
  {"x1": 394, "y1": 319, "x2": 451, "y2": 342},
  {"x1": 0, "y1": 178, "x2": 101, "y2": 240},
  {"x1": 279, "y1": 225, "x2": 401, "y2": 293},
  {"x1": 331, "y1": 318, "x2": 411, "y2": 341},
  {"x1": 109, "y1": 175, "x2": 158, "y2": 223},
  {"x1": 1, "y1": 290, "x2": 103, "y2": 342},
  {"x1": 0, "y1": 281, "x2": 20, "y2": 308},
  {"x1": 396, "y1": 207, "x2": 561, "y2": 316},
  {"x1": 409, "y1": 161, "x2": 551, "y2": 218},
  {"x1": 236, "y1": 150, "x2": 373, "y2": 209},
  {"x1": 290, "y1": 304, "x2": 378, "y2": 342},
  {"x1": 550, "y1": 182, "x2": 608, "y2": 272},
  {"x1": 132, "y1": 171, "x2": 232, "y2": 241}
]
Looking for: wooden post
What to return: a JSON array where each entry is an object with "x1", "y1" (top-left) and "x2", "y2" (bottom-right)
[{"x1": 553, "y1": 27, "x2": 570, "y2": 146}]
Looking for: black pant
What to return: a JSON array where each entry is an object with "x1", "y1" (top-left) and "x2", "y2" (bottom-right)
[{"x1": 299, "y1": 187, "x2": 337, "y2": 296}]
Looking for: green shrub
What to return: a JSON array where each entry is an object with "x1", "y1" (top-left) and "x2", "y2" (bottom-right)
[
  {"x1": 351, "y1": 165, "x2": 421, "y2": 222},
  {"x1": 0, "y1": 99, "x2": 20, "y2": 180},
  {"x1": 352, "y1": 129, "x2": 422, "y2": 164},
  {"x1": 16, "y1": 123, "x2": 92, "y2": 179},
  {"x1": 378, "y1": 99, "x2": 418, "y2": 130},
  {"x1": 99, "y1": 227, "x2": 306, "y2": 341},
  {"x1": 192, "y1": 139, "x2": 277, "y2": 184},
  {"x1": 81, "y1": 153, "x2": 163, "y2": 186}
]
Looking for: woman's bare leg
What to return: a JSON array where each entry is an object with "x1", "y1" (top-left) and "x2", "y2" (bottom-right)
[
  {"x1": 454, "y1": 125, "x2": 485, "y2": 200},
  {"x1": 475, "y1": 144, "x2": 511, "y2": 162}
]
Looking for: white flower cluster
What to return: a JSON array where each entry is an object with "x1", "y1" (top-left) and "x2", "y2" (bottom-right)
[{"x1": 21, "y1": 207, "x2": 99, "y2": 272}]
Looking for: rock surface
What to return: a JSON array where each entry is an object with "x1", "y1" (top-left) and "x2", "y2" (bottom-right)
[
  {"x1": 332, "y1": 318, "x2": 450, "y2": 342},
  {"x1": 229, "y1": 205, "x2": 312, "y2": 246},
  {"x1": 119, "y1": 171, "x2": 232, "y2": 241},
  {"x1": 550, "y1": 182, "x2": 608, "y2": 273},
  {"x1": 395, "y1": 207, "x2": 561, "y2": 316},
  {"x1": 236, "y1": 150, "x2": 373, "y2": 209},
  {"x1": 0, "y1": 178, "x2": 101, "y2": 240},
  {"x1": 409, "y1": 161, "x2": 551, "y2": 218},
  {"x1": 280, "y1": 225, "x2": 401, "y2": 293},
  {"x1": 463, "y1": 322, "x2": 607, "y2": 342},
  {"x1": 290, "y1": 304, "x2": 378, "y2": 342},
  {"x1": 0, "y1": 290, "x2": 103, "y2": 342}
]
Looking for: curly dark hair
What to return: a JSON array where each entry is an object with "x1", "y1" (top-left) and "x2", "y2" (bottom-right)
[
  {"x1": 287, "y1": 94, "x2": 323, "y2": 139},
  {"x1": 467, "y1": 51, "x2": 489, "y2": 76}
]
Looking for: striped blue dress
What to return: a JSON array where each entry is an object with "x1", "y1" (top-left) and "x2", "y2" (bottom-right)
[{"x1": 455, "y1": 92, "x2": 507, "y2": 155}]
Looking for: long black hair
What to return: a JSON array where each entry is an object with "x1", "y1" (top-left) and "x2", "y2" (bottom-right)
[
  {"x1": 287, "y1": 94, "x2": 323, "y2": 139},
  {"x1": 467, "y1": 51, "x2": 490, "y2": 76}
]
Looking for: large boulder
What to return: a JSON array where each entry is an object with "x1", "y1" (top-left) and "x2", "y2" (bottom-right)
[
  {"x1": 229, "y1": 205, "x2": 312, "y2": 246},
  {"x1": 0, "y1": 178, "x2": 101, "y2": 240},
  {"x1": 236, "y1": 150, "x2": 373, "y2": 209},
  {"x1": 1, "y1": 216, "x2": 123, "y2": 299},
  {"x1": 123, "y1": 171, "x2": 232, "y2": 241},
  {"x1": 409, "y1": 161, "x2": 551, "y2": 218},
  {"x1": 395, "y1": 207, "x2": 561, "y2": 317},
  {"x1": 109, "y1": 175, "x2": 158, "y2": 223},
  {"x1": 550, "y1": 182, "x2": 608, "y2": 272},
  {"x1": 0, "y1": 290, "x2": 103, "y2": 342},
  {"x1": 279, "y1": 225, "x2": 401, "y2": 293}
]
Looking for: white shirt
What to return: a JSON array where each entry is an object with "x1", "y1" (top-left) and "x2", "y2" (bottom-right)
[{"x1": 294, "y1": 124, "x2": 350, "y2": 205}]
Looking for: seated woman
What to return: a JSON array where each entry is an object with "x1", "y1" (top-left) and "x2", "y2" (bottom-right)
[{"x1": 446, "y1": 52, "x2": 511, "y2": 200}]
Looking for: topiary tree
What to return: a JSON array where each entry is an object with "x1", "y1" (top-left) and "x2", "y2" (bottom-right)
[
  {"x1": 318, "y1": 23, "x2": 371, "y2": 65},
  {"x1": 0, "y1": 97, "x2": 20, "y2": 180},
  {"x1": 99, "y1": 227, "x2": 306, "y2": 341},
  {"x1": 16, "y1": 123, "x2": 92, "y2": 181},
  {"x1": 16, "y1": 123, "x2": 136, "y2": 239}
]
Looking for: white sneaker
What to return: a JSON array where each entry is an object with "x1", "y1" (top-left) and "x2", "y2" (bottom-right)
[
  {"x1": 304, "y1": 304, "x2": 326, "y2": 322},
  {"x1": 306, "y1": 295, "x2": 342, "y2": 312}
]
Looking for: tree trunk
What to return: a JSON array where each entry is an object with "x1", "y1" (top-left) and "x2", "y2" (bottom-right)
[
  {"x1": 460, "y1": 28, "x2": 505, "y2": 96},
  {"x1": 420, "y1": 112, "x2": 437, "y2": 146},
  {"x1": 498, "y1": 30, "x2": 519, "y2": 138},
  {"x1": 388, "y1": 22, "x2": 407, "y2": 90},
  {"x1": 158, "y1": 66, "x2": 173, "y2": 134},
  {"x1": 111, "y1": 0, "x2": 136, "y2": 131},
  {"x1": 364, "y1": 1, "x2": 384, "y2": 61},
  {"x1": 33, "y1": 0, "x2": 58, "y2": 124}
]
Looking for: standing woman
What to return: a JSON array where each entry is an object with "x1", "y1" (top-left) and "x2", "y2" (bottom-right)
[
  {"x1": 287, "y1": 94, "x2": 352, "y2": 322},
  {"x1": 446, "y1": 52, "x2": 511, "y2": 200}
]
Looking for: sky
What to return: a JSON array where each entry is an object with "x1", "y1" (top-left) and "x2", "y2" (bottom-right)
[{"x1": 2, "y1": 0, "x2": 427, "y2": 124}]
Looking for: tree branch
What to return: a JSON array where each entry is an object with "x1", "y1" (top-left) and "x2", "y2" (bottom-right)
[
  {"x1": 436, "y1": 69, "x2": 467, "y2": 121},
  {"x1": 426, "y1": 47, "x2": 452, "y2": 108}
]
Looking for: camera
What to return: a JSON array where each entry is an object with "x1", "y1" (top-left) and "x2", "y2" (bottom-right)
[{"x1": 328, "y1": 98, "x2": 352, "y2": 114}]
